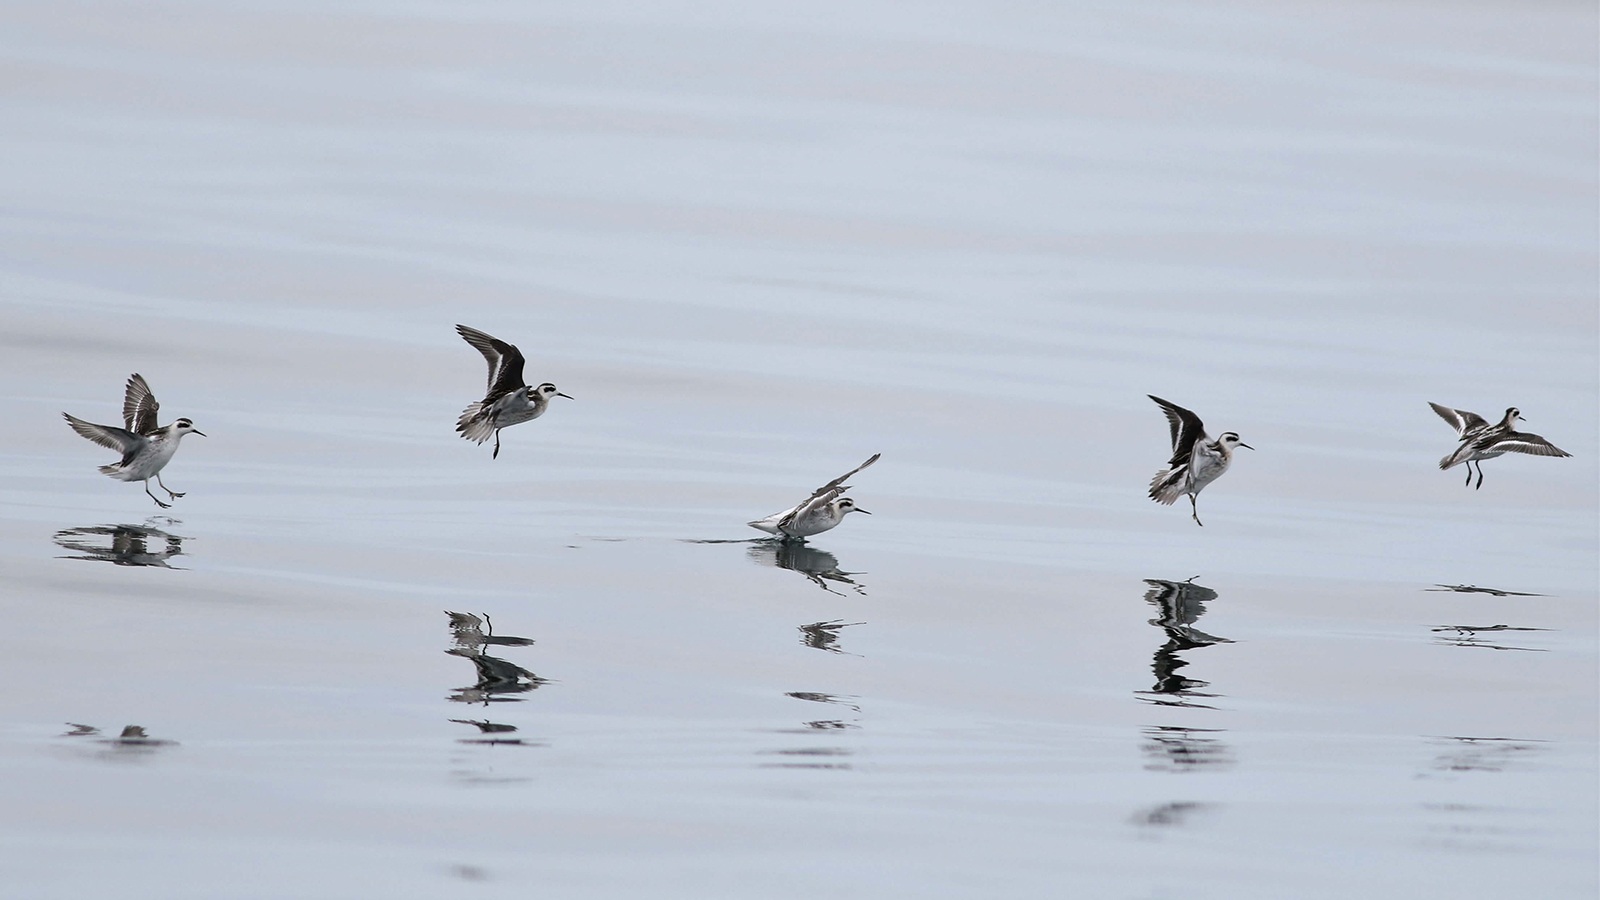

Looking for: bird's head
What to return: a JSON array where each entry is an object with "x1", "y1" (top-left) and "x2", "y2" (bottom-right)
[
  {"x1": 1219, "y1": 432, "x2": 1252, "y2": 451},
  {"x1": 174, "y1": 418, "x2": 205, "y2": 437},
  {"x1": 533, "y1": 383, "x2": 573, "y2": 401},
  {"x1": 837, "y1": 497, "x2": 871, "y2": 516}
]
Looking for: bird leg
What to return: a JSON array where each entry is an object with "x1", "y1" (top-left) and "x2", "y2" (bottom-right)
[
  {"x1": 143, "y1": 480, "x2": 173, "y2": 509},
  {"x1": 155, "y1": 473, "x2": 184, "y2": 500},
  {"x1": 1474, "y1": 463, "x2": 1485, "y2": 490},
  {"x1": 1464, "y1": 462, "x2": 1473, "y2": 487},
  {"x1": 492, "y1": 430, "x2": 501, "y2": 460},
  {"x1": 1189, "y1": 494, "x2": 1203, "y2": 527}
]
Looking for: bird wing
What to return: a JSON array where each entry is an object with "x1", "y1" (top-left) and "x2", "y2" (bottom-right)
[
  {"x1": 1484, "y1": 432, "x2": 1571, "y2": 458},
  {"x1": 1148, "y1": 395, "x2": 1205, "y2": 466},
  {"x1": 1428, "y1": 402, "x2": 1486, "y2": 437},
  {"x1": 456, "y1": 325, "x2": 527, "y2": 398},
  {"x1": 122, "y1": 373, "x2": 160, "y2": 434},
  {"x1": 778, "y1": 453, "x2": 881, "y2": 528},
  {"x1": 63, "y1": 413, "x2": 141, "y2": 454}
]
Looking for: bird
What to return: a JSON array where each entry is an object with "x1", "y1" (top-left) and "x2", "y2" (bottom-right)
[
  {"x1": 62, "y1": 374, "x2": 204, "y2": 509},
  {"x1": 1430, "y1": 403, "x2": 1569, "y2": 489},
  {"x1": 454, "y1": 324, "x2": 571, "y2": 459},
  {"x1": 1147, "y1": 396, "x2": 1251, "y2": 526},
  {"x1": 748, "y1": 453, "x2": 879, "y2": 540}
]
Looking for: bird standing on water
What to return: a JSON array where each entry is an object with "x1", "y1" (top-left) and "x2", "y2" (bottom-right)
[
  {"x1": 62, "y1": 374, "x2": 204, "y2": 508},
  {"x1": 455, "y1": 325, "x2": 571, "y2": 459},
  {"x1": 1147, "y1": 396, "x2": 1251, "y2": 526},
  {"x1": 1430, "y1": 403, "x2": 1569, "y2": 489},
  {"x1": 749, "y1": 453, "x2": 879, "y2": 541}
]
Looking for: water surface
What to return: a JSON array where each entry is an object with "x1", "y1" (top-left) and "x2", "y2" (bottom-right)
[{"x1": 0, "y1": 1, "x2": 1595, "y2": 897}]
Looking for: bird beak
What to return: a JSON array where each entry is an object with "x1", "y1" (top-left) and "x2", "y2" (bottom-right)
[
  {"x1": 854, "y1": 508, "x2": 872, "y2": 515},
  {"x1": 1237, "y1": 442, "x2": 1253, "y2": 450},
  {"x1": 193, "y1": 430, "x2": 207, "y2": 437},
  {"x1": 557, "y1": 392, "x2": 574, "y2": 400}
]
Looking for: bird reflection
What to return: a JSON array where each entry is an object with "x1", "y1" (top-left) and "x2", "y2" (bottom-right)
[
  {"x1": 449, "y1": 719, "x2": 534, "y2": 746},
  {"x1": 1136, "y1": 578, "x2": 1232, "y2": 709},
  {"x1": 1431, "y1": 624, "x2": 1550, "y2": 652},
  {"x1": 1132, "y1": 801, "x2": 1215, "y2": 828},
  {"x1": 747, "y1": 540, "x2": 866, "y2": 594},
  {"x1": 54, "y1": 522, "x2": 186, "y2": 568},
  {"x1": 1427, "y1": 584, "x2": 1544, "y2": 597},
  {"x1": 765, "y1": 693, "x2": 860, "y2": 767},
  {"x1": 1141, "y1": 726, "x2": 1234, "y2": 772},
  {"x1": 60, "y1": 723, "x2": 177, "y2": 761},
  {"x1": 798, "y1": 620, "x2": 865, "y2": 654},
  {"x1": 1425, "y1": 736, "x2": 1547, "y2": 774},
  {"x1": 446, "y1": 611, "x2": 545, "y2": 705}
]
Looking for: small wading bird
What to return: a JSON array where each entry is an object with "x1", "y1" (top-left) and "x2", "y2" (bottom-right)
[
  {"x1": 455, "y1": 325, "x2": 571, "y2": 459},
  {"x1": 749, "y1": 453, "x2": 879, "y2": 541},
  {"x1": 62, "y1": 374, "x2": 204, "y2": 508},
  {"x1": 1429, "y1": 403, "x2": 1569, "y2": 489},
  {"x1": 1147, "y1": 396, "x2": 1251, "y2": 526}
]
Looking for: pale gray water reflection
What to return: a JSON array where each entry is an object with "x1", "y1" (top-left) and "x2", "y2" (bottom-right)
[
  {"x1": 53, "y1": 522, "x2": 187, "y2": 569},
  {"x1": 1137, "y1": 578, "x2": 1232, "y2": 709}
]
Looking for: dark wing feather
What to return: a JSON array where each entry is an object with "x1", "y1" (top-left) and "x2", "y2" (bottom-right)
[
  {"x1": 1429, "y1": 402, "x2": 1486, "y2": 437},
  {"x1": 63, "y1": 413, "x2": 140, "y2": 455},
  {"x1": 456, "y1": 325, "x2": 527, "y2": 398},
  {"x1": 1485, "y1": 432, "x2": 1571, "y2": 458},
  {"x1": 778, "y1": 453, "x2": 881, "y2": 528},
  {"x1": 1148, "y1": 395, "x2": 1205, "y2": 466},
  {"x1": 123, "y1": 374, "x2": 160, "y2": 434}
]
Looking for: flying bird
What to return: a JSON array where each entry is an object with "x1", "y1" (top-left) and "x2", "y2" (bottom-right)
[
  {"x1": 1147, "y1": 396, "x2": 1251, "y2": 526},
  {"x1": 1430, "y1": 403, "x2": 1569, "y2": 489},
  {"x1": 749, "y1": 453, "x2": 879, "y2": 541},
  {"x1": 454, "y1": 325, "x2": 571, "y2": 459},
  {"x1": 62, "y1": 374, "x2": 204, "y2": 508}
]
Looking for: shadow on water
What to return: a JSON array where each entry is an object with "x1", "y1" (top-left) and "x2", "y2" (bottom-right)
[
  {"x1": 1136, "y1": 578, "x2": 1232, "y2": 710},
  {"x1": 1431, "y1": 624, "x2": 1551, "y2": 652},
  {"x1": 54, "y1": 521, "x2": 187, "y2": 568},
  {"x1": 445, "y1": 611, "x2": 546, "y2": 705},
  {"x1": 1141, "y1": 726, "x2": 1234, "y2": 773}
]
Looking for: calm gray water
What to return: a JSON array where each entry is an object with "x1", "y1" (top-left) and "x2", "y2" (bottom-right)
[{"x1": 1, "y1": 1, "x2": 1595, "y2": 897}]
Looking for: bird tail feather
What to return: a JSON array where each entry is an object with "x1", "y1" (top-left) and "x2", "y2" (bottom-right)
[
  {"x1": 456, "y1": 402, "x2": 493, "y2": 444},
  {"x1": 1148, "y1": 468, "x2": 1185, "y2": 505}
]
